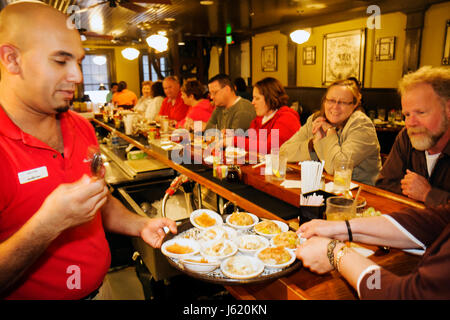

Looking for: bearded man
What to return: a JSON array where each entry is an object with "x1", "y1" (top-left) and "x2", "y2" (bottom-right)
[{"x1": 376, "y1": 66, "x2": 450, "y2": 206}]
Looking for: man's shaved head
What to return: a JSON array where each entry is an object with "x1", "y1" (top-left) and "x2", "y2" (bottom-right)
[
  {"x1": 0, "y1": 1, "x2": 79, "y2": 52},
  {"x1": 0, "y1": 1, "x2": 85, "y2": 114}
]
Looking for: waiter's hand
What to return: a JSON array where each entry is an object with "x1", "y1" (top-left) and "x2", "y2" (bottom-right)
[
  {"x1": 38, "y1": 175, "x2": 109, "y2": 233},
  {"x1": 401, "y1": 170, "x2": 431, "y2": 202},
  {"x1": 140, "y1": 218, "x2": 177, "y2": 248}
]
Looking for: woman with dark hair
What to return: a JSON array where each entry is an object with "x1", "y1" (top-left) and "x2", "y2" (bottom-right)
[
  {"x1": 111, "y1": 81, "x2": 137, "y2": 109},
  {"x1": 235, "y1": 77, "x2": 300, "y2": 154},
  {"x1": 144, "y1": 81, "x2": 166, "y2": 121},
  {"x1": 178, "y1": 79, "x2": 214, "y2": 130},
  {"x1": 280, "y1": 79, "x2": 381, "y2": 185},
  {"x1": 233, "y1": 77, "x2": 252, "y2": 101}
]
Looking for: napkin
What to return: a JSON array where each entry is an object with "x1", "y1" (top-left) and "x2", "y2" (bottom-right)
[
  {"x1": 280, "y1": 180, "x2": 302, "y2": 189},
  {"x1": 325, "y1": 181, "x2": 359, "y2": 194}
]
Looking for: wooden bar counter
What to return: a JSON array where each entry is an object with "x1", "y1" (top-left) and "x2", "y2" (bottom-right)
[{"x1": 92, "y1": 119, "x2": 423, "y2": 300}]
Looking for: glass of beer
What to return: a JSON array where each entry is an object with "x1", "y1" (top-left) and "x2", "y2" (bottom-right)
[{"x1": 326, "y1": 196, "x2": 356, "y2": 221}]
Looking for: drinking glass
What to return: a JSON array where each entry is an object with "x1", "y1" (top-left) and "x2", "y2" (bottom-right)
[
  {"x1": 160, "y1": 115, "x2": 169, "y2": 133},
  {"x1": 333, "y1": 158, "x2": 353, "y2": 194},
  {"x1": 377, "y1": 108, "x2": 386, "y2": 121},
  {"x1": 271, "y1": 153, "x2": 287, "y2": 181},
  {"x1": 326, "y1": 196, "x2": 356, "y2": 221}
]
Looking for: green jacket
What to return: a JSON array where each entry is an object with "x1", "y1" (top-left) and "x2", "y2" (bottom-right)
[{"x1": 280, "y1": 111, "x2": 382, "y2": 185}]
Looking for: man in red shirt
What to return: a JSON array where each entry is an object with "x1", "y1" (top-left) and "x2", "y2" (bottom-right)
[
  {"x1": 156, "y1": 76, "x2": 190, "y2": 125},
  {"x1": 0, "y1": 2, "x2": 177, "y2": 300}
]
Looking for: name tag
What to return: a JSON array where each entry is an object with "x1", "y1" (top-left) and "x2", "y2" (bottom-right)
[{"x1": 18, "y1": 166, "x2": 48, "y2": 184}]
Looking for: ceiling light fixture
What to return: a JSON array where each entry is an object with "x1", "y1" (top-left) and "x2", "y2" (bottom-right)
[
  {"x1": 200, "y1": 1, "x2": 214, "y2": 5},
  {"x1": 92, "y1": 56, "x2": 107, "y2": 65},
  {"x1": 290, "y1": 28, "x2": 311, "y2": 44},
  {"x1": 121, "y1": 48, "x2": 140, "y2": 60},
  {"x1": 146, "y1": 33, "x2": 169, "y2": 52}
]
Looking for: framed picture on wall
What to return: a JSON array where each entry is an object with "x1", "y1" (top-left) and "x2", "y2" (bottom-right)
[
  {"x1": 322, "y1": 29, "x2": 366, "y2": 85},
  {"x1": 303, "y1": 46, "x2": 316, "y2": 65},
  {"x1": 442, "y1": 19, "x2": 450, "y2": 65},
  {"x1": 375, "y1": 36, "x2": 396, "y2": 61},
  {"x1": 261, "y1": 45, "x2": 277, "y2": 72}
]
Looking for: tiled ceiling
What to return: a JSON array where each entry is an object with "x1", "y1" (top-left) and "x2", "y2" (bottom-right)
[{"x1": 1, "y1": 0, "x2": 448, "y2": 43}]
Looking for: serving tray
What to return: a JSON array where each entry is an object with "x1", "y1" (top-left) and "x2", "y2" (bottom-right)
[{"x1": 162, "y1": 219, "x2": 302, "y2": 285}]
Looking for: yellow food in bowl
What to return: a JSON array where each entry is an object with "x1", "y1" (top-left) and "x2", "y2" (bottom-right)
[
  {"x1": 166, "y1": 243, "x2": 193, "y2": 255},
  {"x1": 254, "y1": 220, "x2": 281, "y2": 235},
  {"x1": 257, "y1": 246, "x2": 291, "y2": 265},
  {"x1": 194, "y1": 212, "x2": 216, "y2": 228},
  {"x1": 272, "y1": 231, "x2": 300, "y2": 249},
  {"x1": 229, "y1": 212, "x2": 253, "y2": 226}
]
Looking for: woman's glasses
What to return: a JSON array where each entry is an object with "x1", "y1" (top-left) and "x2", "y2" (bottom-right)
[{"x1": 324, "y1": 98, "x2": 354, "y2": 107}]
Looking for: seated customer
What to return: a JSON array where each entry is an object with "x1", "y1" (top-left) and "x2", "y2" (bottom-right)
[
  {"x1": 296, "y1": 203, "x2": 450, "y2": 299},
  {"x1": 106, "y1": 82, "x2": 118, "y2": 103},
  {"x1": 112, "y1": 81, "x2": 137, "y2": 109},
  {"x1": 281, "y1": 79, "x2": 381, "y2": 185},
  {"x1": 156, "y1": 76, "x2": 190, "y2": 125},
  {"x1": 205, "y1": 74, "x2": 256, "y2": 131},
  {"x1": 235, "y1": 77, "x2": 300, "y2": 154},
  {"x1": 376, "y1": 66, "x2": 449, "y2": 206},
  {"x1": 133, "y1": 81, "x2": 153, "y2": 114},
  {"x1": 178, "y1": 79, "x2": 214, "y2": 131},
  {"x1": 144, "y1": 81, "x2": 165, "y2": 122}
]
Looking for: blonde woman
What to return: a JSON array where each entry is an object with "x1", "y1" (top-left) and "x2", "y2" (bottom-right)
[{"x1": 281, "y1": 79, "x2": 381, "y2": 185}]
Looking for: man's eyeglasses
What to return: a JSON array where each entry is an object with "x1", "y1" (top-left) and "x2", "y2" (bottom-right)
[
  {"x1": 324, "y1": 98, "x2": 354, "y2": 107},
  {"x1": 209, "y1": 86, "x2": 225, "y2": 97}
]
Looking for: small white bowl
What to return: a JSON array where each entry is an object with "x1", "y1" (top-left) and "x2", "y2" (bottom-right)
[
  {"x1": 255, "y1": 246, "x2": 296, "y2": 269},
  {"x1": 200, "y1": 240, "x2": 238, "y2": 261},
  {"x1": 254, "y1": 220, "x2": 289, "y2": 239},
  {"x1": 198, "y1": 227, "x2": 224, "y2": 242},
  {"x1": 180, "y1": 256, "x2": 220, "y2": 273},
  {"x1": 236, "y1": 234, "x2": 269, "y2": 256},
  {"x1": 161, "y1": 238, "x2": 200, "y2": 259},
  {"x1": 226, "y1": 212, "x2": 259, "y2": 231},
  {"x1": 221, "y1": 226, "x2": 238, "y2": 242},
  {"x1": 220, "y1": 255, "x2": 265, "y2": 280},
  {"x1": 190, "y1": 209, "x2": 223, "y2": 230}
]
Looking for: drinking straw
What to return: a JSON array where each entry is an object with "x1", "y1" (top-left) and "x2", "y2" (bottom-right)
[{"x1": 352, "y1": 186, "x2": 362, "y2": 214}]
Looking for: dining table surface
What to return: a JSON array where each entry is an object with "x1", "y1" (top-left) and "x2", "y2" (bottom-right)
[{"x1": 92, "y1": 117, "x2": 424, "y2": 300}]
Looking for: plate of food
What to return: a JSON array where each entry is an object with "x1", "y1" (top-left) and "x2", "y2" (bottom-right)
[
  {"x1": 254, "y1": 220, "x2": 289, "y2": 238},
  {"x1": 270, "y1": 231, "x2": 304, "y2": 251},
  {"x1": 161, "y1": 219, "x2": 302, "y2": 285},
  {"x1": 237, "y1": 234, "x2": 269, "y2": 256},
  {"x1": 190, "y1": 209, "x2": 223, "y2": 230},
  {"x1": 256, "y1": 246, "x2": 296, "y2": 269},
  {"x1": 200, "y1": 239, "x2": 238, "y2": 260},
  {"x1": 225, "y1": 147, "x2": 246, "y2": 163},
  {"x1": 226, "y1": 211, "x2": 259, "y2": 231},
  {"x1": 180, "y1": 256, "x2": 221, "y2": 273},
  {"x1": 161, "y1": 238, "x2": 200, "y2": 259},
  {"x1": 220, "y1": 255, "x2": 265, "y2": 280}
]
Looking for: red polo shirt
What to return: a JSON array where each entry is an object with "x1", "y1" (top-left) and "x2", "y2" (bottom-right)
[
  {"x1": 0, "y1": 106, "x2": 111, "y2": 299},
  {"x1": 158, "y1": 92, "x2": 190, "y2": 122}
]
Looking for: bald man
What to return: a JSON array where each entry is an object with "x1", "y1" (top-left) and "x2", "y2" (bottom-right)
[{"x1": 0, "y1": 2, "x2": 176, "y2": 300}]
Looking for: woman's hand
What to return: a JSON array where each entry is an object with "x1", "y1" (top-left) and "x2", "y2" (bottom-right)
[
  {"x1": 296, "y1": 236, "x2": 339, "y2": 274},
  {"x1": 298, "y1": 219, "x2": 348, "y2": 241},
  {"x1": 311, "y1": 117, "x2": 333, "y2": 142}
]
